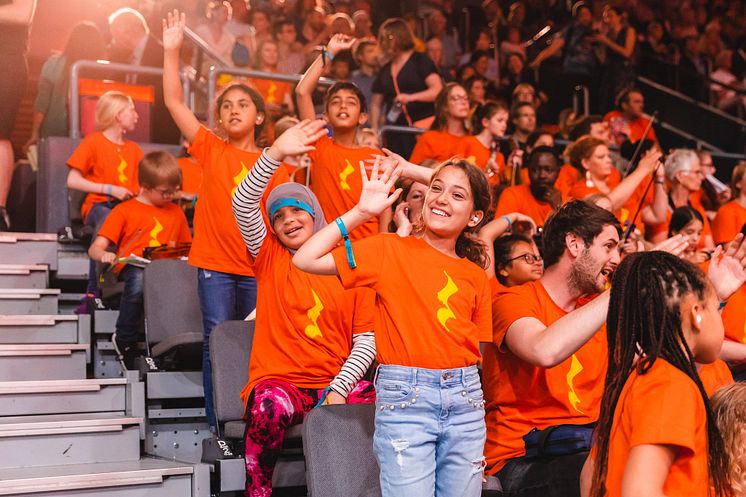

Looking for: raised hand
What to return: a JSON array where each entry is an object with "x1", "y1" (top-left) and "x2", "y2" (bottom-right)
[
  {"x1": 356, "y1": 155, "x2": 402, "y2": 218},
  {"x1": 708, "y1": 234, "x2": 746, "y2": 301},
  {"x1": 638, "y1": 148, "x2": 663, "y2": 175},
  {"x1": 162, "y1": 10, "x2": 186, "y2": 52},
  {"x1": 327, "y1": 34, "x2": 356, "y2": 56},
  {"x1": 652, "y1": 233, "x2": 689, "y2": 256},
  {"x1": 266, "y1": 119, "x2": 328, "y2": 161}
]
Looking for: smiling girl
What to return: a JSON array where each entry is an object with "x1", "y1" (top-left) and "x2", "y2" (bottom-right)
[
  {"x1": 293, "y1": 155, "x2": 492, "y2": 496},
  {"x1": 162, "y1": 10, "x2": 289, "y2": 430}
]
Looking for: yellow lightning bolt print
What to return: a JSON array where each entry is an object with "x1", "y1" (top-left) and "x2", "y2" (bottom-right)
[
  {"x1": 117, "y1": 155, "x2": 128, "y2": 184},
  {"x1": 231, "y1": 162, "x2": 250, "y2": 197},
  {"x1": 266, "y1": 83, "x2": 278, "y2": 104},
  {"x1": 566, "y1": 354, "x2": 585, "y2": 414},
  {"x1": 436, "y1": 271, "x2": 459, "y2": 332},
  {"x1": 304, "y1": 289, "x2": 324, "y2": 340},
  {"x1": 339, "y1": 159, "x2": 355, "y2": 191},
  {"x1": 149, "y1": 217, "x2": 163, "y2": 247}
]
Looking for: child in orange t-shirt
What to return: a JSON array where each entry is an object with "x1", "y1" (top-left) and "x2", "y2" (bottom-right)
[
  {"x1": 296, "y1": 34, "x2": 380, "y2": 240},
  {"x1": 232, "y1": 119, "x2": 376, "y2": 497},
  {"x1": 589, "y1": 251, "x2": 736, "y2": 497},
  {"x1": 712, "y1": 383, "x2": 746, "y2": 497},
  {"x1": 456, "y1": 101, "x2": 508, "y2": 185},
  {"x1": 712, "y1": 164, "x2": 746, "y2": 245},
  {"x1": 89, "y1": 151, "x2": 191, "y2": 366},
  {"x1": 408, "y1": 82, "x2": 470, "y2": 164},
  {"x1": 293, "y1": 156, "x2": 492, "y2": 496},
  {"x1": 67, "y1": 90, "x2": 144, "y2": 296},
  {"x1": 162, "y1": 11, "x2": 288, "y2": 430}
]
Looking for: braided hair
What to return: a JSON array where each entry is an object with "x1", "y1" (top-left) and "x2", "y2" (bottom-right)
[{"x1": 590, "y1": 251, "x2": 729, "y2": 497}]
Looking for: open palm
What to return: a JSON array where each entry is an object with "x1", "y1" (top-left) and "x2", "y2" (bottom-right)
[
  {"x1": 357, "y1": 156, "x2": 402, "y2": 218},
  {"x1": 162, "y1": 10, "x2": 185, "y2": 51},
  {"x1": 708, "y1": 234, "x2": 746, "y2": 301}
]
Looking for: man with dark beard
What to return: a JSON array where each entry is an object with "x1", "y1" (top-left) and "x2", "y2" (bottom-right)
[
  {"x1": 482, "y1": 200, "x2": 620, "y2": 497},
  {"x1": 495, "y1": 146, "x2": 563, "y2": 228}
]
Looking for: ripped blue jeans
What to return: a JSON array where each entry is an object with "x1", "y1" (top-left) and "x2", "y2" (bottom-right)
[{"x1": 373, "y1": 364, "x2": 486, "y2": 497}]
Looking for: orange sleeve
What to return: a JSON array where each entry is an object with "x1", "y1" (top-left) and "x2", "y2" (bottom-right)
[
  {"x1": 495, "y1": 187, "x2": 520, "y2": 219},
  {"x1": 67, "y1": 136, "x2": 94, "y2": 175},
  {"x1": 351, "y1": 287, "x2": 376, "y2": 334},
  {"x1": 475, "y1": 275, "x2": 493, "y2": 343},
  {"x1": 712, "y1": 205, "x2": 738, "y2": 245},
  {"x1": 332, "y1": 234, "x2": 388, "y2": 290},
  {"x1": 96, "y1": 205, "x2": 126, "y2": 246},
  {"x1": 627, "y1": 369, "x2": 700, "y2": 453},
  {"x1": 187, "y1": 126, "x2": 219, "y2": 167},
  {"x1": 409, "y1": 133, "x2": 434, "y2": 164},
  {"x1": 177, "y1": 212, "x2": 193, "y2": 243},
  {"x1": 492, "y1": 286, "x2": 540, "y2": 347}
]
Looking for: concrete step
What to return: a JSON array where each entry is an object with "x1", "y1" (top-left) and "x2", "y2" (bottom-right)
[
  {"x1": 0, "y1": 233, "x2": 57, "y2": 271},
  {"x1": 0, "y1": 457, "x2": 199, "y2": 496},
  {"x1": 0, "y1": 315, "x2": 85, "y2": 344},
  {"x1": 0, "y1": 378, "x2": 127, "y2": 416},
  {"x1": 0, "y1": 265, "x2": 49, "y2": 289},
  {"x1": 0, "y1": 413, "x2": 142, "y2": 468},
  {"x1": 0, "y1": 344, "x2": 89, "y2": 381},
  {"x1": 0, "y1": 288, "x2": 60, "y2": 315}
]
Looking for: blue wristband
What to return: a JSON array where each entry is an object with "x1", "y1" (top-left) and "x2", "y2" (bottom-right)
[
  {"x1": 502, "y1": 215, "x2": 512, "y2": 229},
  {"x1": 719, "y1": 300, "x2": 728, "y2": 310},
  {"x1": 335, "y1": 217, "x2": 356, "y2": 269}
]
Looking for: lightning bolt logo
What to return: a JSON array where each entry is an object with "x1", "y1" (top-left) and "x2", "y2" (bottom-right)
[
  {"x1": 436, "y1": 271, "x2": 458, "y2": 332},
  {"x1": 566, "y1": 354, "x2": 584, "y2": 414},
  {"x1": 304, "y1": 289, "x2": 324, "y2": 340},
  {"x1": 267, "y1": 83, "x2": 278, "y2": 104},
  {"x1": 117, "y1": 155, "x2": 128, "y2": 184},
  {"x1": 149, "y1": 217, "x2": 163, "y2": 247},
  {"x1": 339, "y1": 159, "x2": 355, "y2": 191},
  {"x1": 231, "y1": 162, "x2": 250, "y2": 197}
]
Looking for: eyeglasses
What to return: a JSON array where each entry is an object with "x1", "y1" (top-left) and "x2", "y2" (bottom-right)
[
  {"x1": 507, "y1": 253, "x2": 543, "y2": 264},
  {"x1": 682, "y1": 169, "x2": 705, "y2": 177},
  {"x1": 153, "y1": 188, "x2": 177, "y2": 198}
]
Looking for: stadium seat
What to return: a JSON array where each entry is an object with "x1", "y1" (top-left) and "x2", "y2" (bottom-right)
[{"x1": 143, "y1": 259, "x2": 203, "y2": 368}]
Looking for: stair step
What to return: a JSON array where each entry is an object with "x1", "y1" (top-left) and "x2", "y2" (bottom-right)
[
  {"x1": 0, "y1": 288, "x2": 60, "y2": 315},
  {"x1": 0, "y1": 379, "x2": 127, "y2": 416},
  {"x1": 56, "y1": 247, "x2": 90, "y2": 281},
  {"x1": 0, "y1": 264, "x2": 49, "y2": 289},
  {"x1": 0, "y1": 233, "x2": 58, "y2": 271},
  {"x1": 0, "y1": 315, "x2": 80, "y2": 344},
  {"x1": 0, "y1": 413, "x2": 142, "y2": 468},
  {"x1": 0, "y1": 344, "x2": 88, "y2": 381},
  {"x1": 0, "y1": 458, "x2": 195, "y2": 496}
]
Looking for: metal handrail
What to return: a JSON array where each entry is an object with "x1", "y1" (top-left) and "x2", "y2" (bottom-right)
[
  {"x1": 378, "y1": 125, "x2": 425, "y2": 143},
  {"x1": 206, "y1": 66, "x2": 335, "y2": 128},
  {"x1": 183, "y1": 26, "x2": 232, "y2": 69},
  {"x1": 68, "y1": 60, "x2": 191, "y2": 140}
]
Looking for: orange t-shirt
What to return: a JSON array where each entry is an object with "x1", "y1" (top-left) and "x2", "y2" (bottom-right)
[
  {"x1": 604, "y1": 358, "x2": 708, "y2": 497},
  {"x1": 67, "y1": 132, "x2": 143, "y2": 222},
  {"x1": 495, "y1": 184, "x2": 557, "y2": 227},
  {"x1": 248, "y1": 77, "x2": 292, "y2": 108},
  {"x1": 97, "y1": 199, "x2": 192, "y2": 273},
  {"x1": 712, "y1": 200, "x2": 746, "y2": 245},
  {"x1": 556, "y1": 164, "x2": 581, "y2": 198},
  {"x1": 409, "y1": 130, "x2": 467, "y2": 164},
  {"x1": 240, "y1": 233, "x2": 375, "y2": 408},
  {"x1": 188, "y1": 126, "x2": 288, "y2": 276},
  {"x1": 603, "y1": 111, "x2": 659, "y2": 144},
  {"x1": 456, "y1": 136, "x2": 506, "y2": 186},
  {"x1": 722, "y1": 284, "x2": 746, "y2": 344},
  {"x1": 308, "y1": 136, "x2": 379, "y2": 240},
  {"x1": 332, "y1": 234, "x2": 492, "y2": 369},
  {"x1": 699, "y1": 359, "x2": 734, "y2": 397},
  {"x1": 177, "y1": 156, "x2": 203, "y2": 195},
  {"x1": 647, "y1": 195, "x2": 712, "y2": 244},
  {"x1": 484, "y1": 281, "x2": 607, "y2": 474}
]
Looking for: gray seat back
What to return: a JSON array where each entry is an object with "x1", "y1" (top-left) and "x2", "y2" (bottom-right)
[
  {"x1": 209, "y1": 320, "x2": 253, "y2": 423},
  {"x1": 302, "y1": 404, "x2": 381, "y2": 497},
  {"x1": 143, "y1": 259, "x2": 203, "y2": 346}
]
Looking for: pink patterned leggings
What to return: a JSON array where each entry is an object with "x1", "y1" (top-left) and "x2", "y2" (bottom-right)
[{"x1": 243, "y1": 378, "x2": 375, "y2": 497}]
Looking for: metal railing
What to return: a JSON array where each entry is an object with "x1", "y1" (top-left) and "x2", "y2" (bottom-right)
[
  {"x1": 68, "y1": 60, "x2": 190, "y2": 140},
  {"x1": 205, "y1": 66, "x2": 334, "y2": 129},
  {"x1": 183, "y1": 26, "x2": 232, "y2": 81}
]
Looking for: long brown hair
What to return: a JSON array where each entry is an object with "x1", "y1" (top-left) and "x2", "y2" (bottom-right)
[{"x1": 430, "y1": 82, "x2": 468, "y2": 132}]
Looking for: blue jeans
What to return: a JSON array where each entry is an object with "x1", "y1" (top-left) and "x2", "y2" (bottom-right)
[
  {"x1": 115, "y1": 265, "x2": 144, "y2": 343},
  {"x1": 197, "y1": 268, "x2": 257, "y2": 429},
  {"x1": 374, "y1": 364, "x2": 486, "y2": 497},
  {"x1": 86, "y1": 201, "x2": 117, "y2": 293}
]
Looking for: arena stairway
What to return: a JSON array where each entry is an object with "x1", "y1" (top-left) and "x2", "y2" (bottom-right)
[{"x1": 0, "y1": 233, "x2": 209, "y2": 497}]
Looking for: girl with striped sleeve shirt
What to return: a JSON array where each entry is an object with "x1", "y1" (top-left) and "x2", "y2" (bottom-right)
[{"x1": 231, "y1": 119, "x2": 377, "y2": 497}]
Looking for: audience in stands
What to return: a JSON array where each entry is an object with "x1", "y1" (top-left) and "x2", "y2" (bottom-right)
[
  {"x1": 603, "y1": 88, "x2": 657, "y2": 147},
  {"x1": 595, "y1": 5, "x2": 636, "y2": 114},
  {"x1": 350, "y1": 39, "x2": 379, "y2": 108},
  {"x1": 509, "y1": 102, "x2": 537, "y2": 149},
  {"x1": 712, "y1": 383, "x2": 746, "y2": 497},
  {"x1": 273, "y1": 17, "x2": 306, "y2": 75},
  {"x1": 409, "y1": 83, "x2": 470, "y2": 164},
  {"x1": 88, "y1": 151, "x2": 191, "y2": 366},
  {"x1": 193, "y1": 1, "x2": 236, "y2": 69},
  {"x1": 713, "y1": 162, "x2": 746, "y2": 245},
  {"x1": 162, "y1": 10, "x2": 289, "y2": 431},
  {"x1": 456, "y1": 101, "x2": 508, "y2": 183}
]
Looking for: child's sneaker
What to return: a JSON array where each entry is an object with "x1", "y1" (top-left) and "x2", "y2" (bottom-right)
[
  {"x1": 112, "y1": 332, "x2": 142, "y2": 370},
  {"x1": 74, "y1": 292, "x2": 97, "y2": 315}
]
